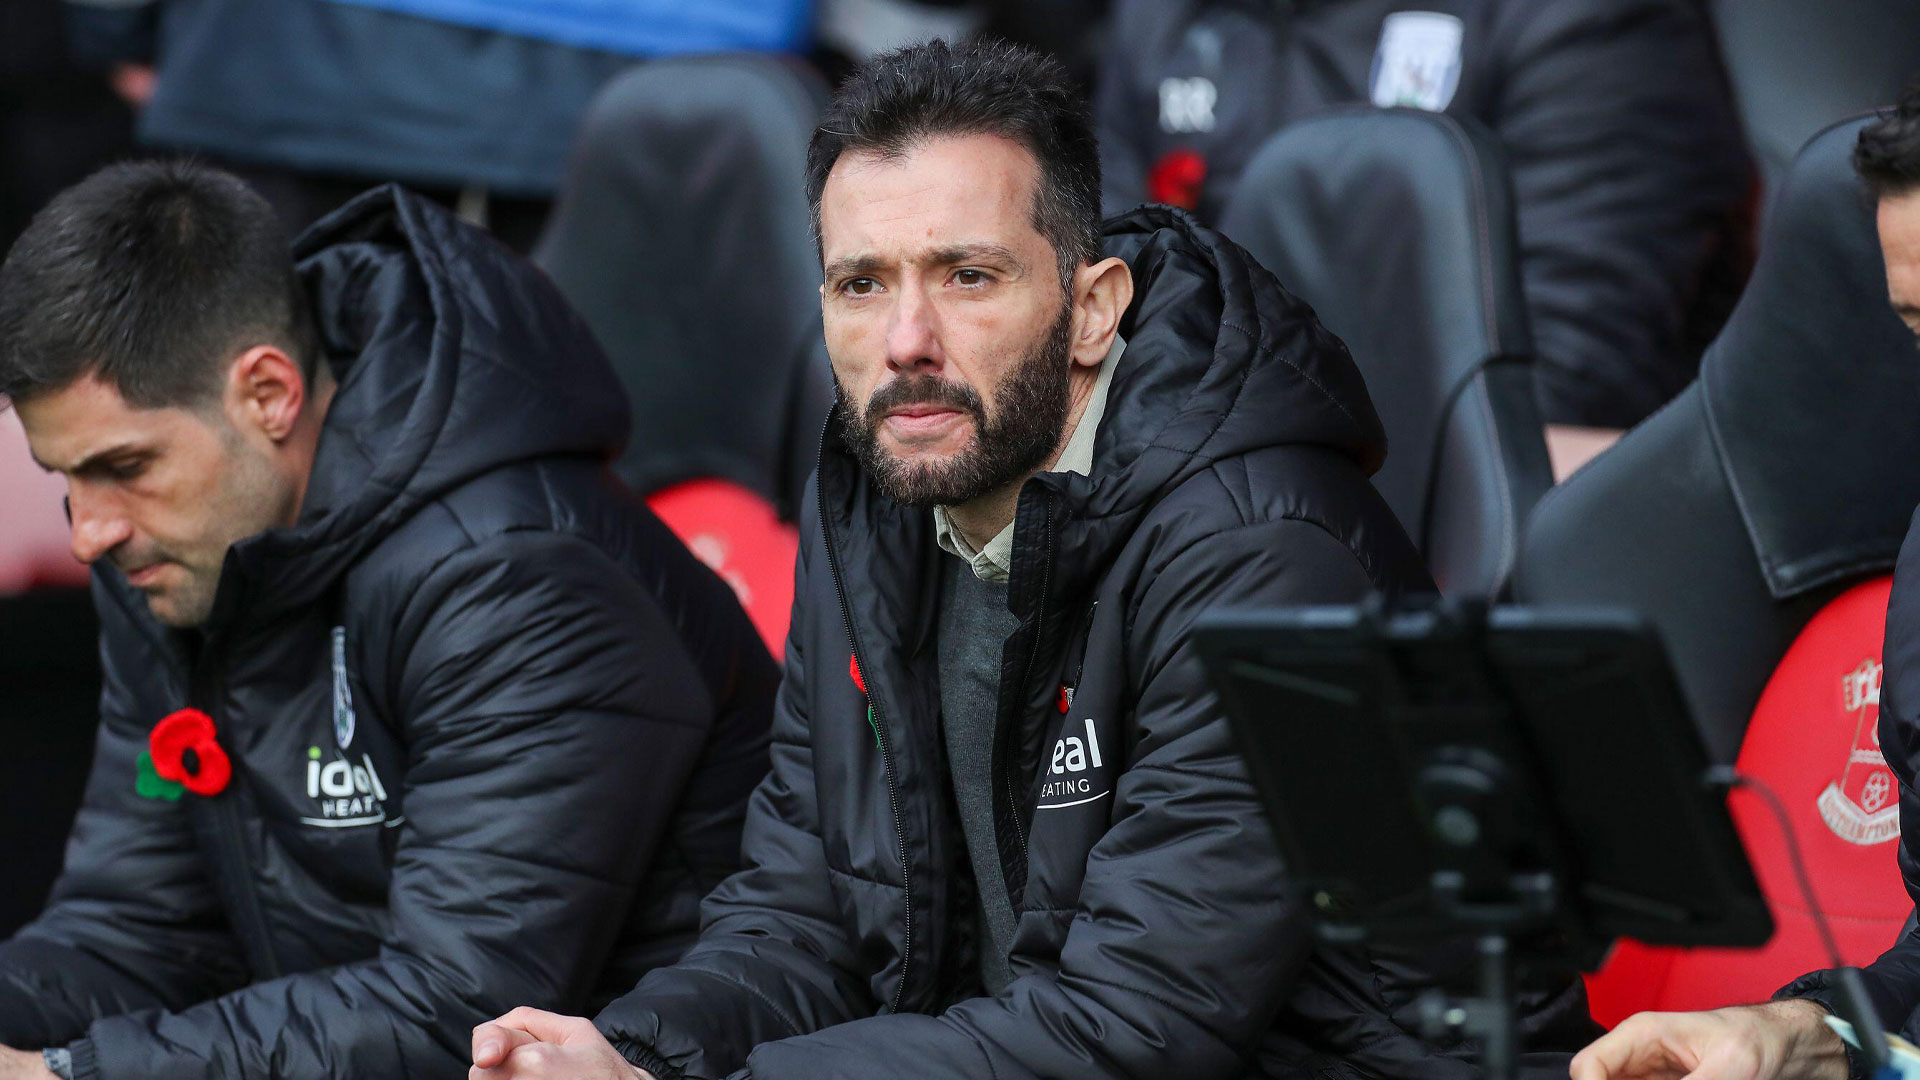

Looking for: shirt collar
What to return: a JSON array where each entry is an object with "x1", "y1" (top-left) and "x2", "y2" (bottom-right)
[{"x1": 933, "y1": 334, "x2": 1125, "y2": 583}]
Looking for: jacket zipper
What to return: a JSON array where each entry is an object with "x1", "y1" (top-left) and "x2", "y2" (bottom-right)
[
  {"x1": 816, "y1": 417, "x2": 914, "y2": 1014},
  {"x1": 189, "y1": 642, "x2": 284, "y2": 981},
  {"x1": 999, "y1": 496, "x2": 1057, "y2": 864}
]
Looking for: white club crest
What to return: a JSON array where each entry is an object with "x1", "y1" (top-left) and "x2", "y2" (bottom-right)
[
  {"x1": 331, "y1": 626, "x2": 356, "y2": 750},
  {"x1": 1816, "y1": 658, "x2": 1898, "y2": 846},
  {"x1": 1369, "y1": 11, "x2": 1464, "y2": 113}
]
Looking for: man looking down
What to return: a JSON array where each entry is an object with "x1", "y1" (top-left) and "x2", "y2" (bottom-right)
[
  {"x1": 472, "y1": 39, "x2": 1597, "y2": 1080},
  {"x1": 0, "y1": 163, "x2": 777, "y2": 1080}
]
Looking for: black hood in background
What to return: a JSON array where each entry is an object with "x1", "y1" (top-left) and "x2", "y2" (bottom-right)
[{"x1": 230, "y1": 185, "x2": 631, "y2": 615}]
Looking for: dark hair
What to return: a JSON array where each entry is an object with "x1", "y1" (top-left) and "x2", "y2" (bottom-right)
[
  {"x1": 805, "y1": 38, "x2": 1102, "y2": 285},
  {"x1": 1856, "y1": 82, "x2": 1920, "y2": 199},
  {"x1": 0, "y1": 159, "x2": 319, "y2": 408}
]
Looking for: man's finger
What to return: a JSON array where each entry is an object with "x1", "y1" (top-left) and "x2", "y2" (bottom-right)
[
  {"x1": 491, "y1": 1007, "x2": 603, "y2": 1046},
  {"x1": 1575, "y1": 1016, "x2": 1679, "y2": 1080},
  {"x1": 472, "y1": 1020, "x2": 539, "y2": 1068}
]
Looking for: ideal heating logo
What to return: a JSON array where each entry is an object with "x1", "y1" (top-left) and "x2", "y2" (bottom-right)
[
  {"x1": 1038, "y1": 715, "x2": 1112, "y2": 810},
  {"x1": 302, "y1": 748, "x2": 394, "y2": 828}
]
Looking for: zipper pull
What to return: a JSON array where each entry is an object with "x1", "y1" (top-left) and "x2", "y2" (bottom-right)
[{"x1": 851, "y1": 655, "x2": 880, "y2": 747}]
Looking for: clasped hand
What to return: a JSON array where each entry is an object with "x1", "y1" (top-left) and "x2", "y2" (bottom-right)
[{"x1": 470, "y1": 1008, "x2": 654, "y2": 1080}]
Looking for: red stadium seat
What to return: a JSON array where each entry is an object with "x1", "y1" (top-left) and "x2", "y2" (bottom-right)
[
  {"x1": 646, "y1": 478, "x2": 797, "y2": 658},
  {"x1": 0, "y1": 411, "x2": 85, "y2": 593},
  {"x1": 1584, "y1": 577, "x2": 1908, "y2": 1026}
]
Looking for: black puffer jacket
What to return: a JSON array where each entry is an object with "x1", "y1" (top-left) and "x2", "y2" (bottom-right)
[
  {"x1": 594, "y1": 208, "x2": 1595, "y2": 1079},
  {"x1": 0, "y1": 188, "x2": 778, "y2": 1080},
  {"x1": 1096, "y1": 0, "x2": 1754, "y2": 429}
]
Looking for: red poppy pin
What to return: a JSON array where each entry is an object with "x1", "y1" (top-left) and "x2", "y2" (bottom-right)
[
  {"x1": 148, "y1": 708, "x2": 232, "y2": 797},
  {"x1": 1147, "y1": 149, "x2": 1208, "y2": 211},
  {"x1": 850, "y1": 655, "x2": 881, "y2": 747}
]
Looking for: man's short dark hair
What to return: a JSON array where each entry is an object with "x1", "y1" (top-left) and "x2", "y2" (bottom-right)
[
  {"x1": 804, "y1": 38, "x2": 1103, "y2": 286},
  {"x1": 1856, "y1": 82, "x2": 1920, "y2": 199},
  {"x1": 0, "y1": 159, "x2": 318, "y2": 408}
]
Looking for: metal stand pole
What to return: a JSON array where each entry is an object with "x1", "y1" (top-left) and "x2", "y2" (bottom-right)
[{"x1": 1477, "y1": 933, "x2": 1516, "y2": 1080}]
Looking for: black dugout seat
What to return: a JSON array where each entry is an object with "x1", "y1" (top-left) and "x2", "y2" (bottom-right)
[
  {"x1": 1710, "y1": 0, "x2": 1920, "y2": 188},
  {"x1": 536, "y1": 54, "x2": 834, "y2": 516},
  {"x1": 1514, "y1": 115, "x2": 1920, "y2": 763},
  {"x1": 1522, "y1": 117, "x2": 1920, "y2": 1020},
  {"x1": 0, "y1": 588, "x2": 100, "y2": 936},
  {"x1": 1219, "y1": 108, "x2": 1552, "y2": 596}
]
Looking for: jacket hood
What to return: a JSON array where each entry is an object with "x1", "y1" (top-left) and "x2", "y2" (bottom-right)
[
  {"x1": 1060, "y1": 205, "x2": 1386, "y2": 520},
  {"x1": 225, "y1": 185, "x2": 630, "y2": 618}
]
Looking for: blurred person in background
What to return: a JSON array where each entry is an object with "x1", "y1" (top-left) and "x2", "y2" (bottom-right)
[
  {"x1": 1096, "y1": 0, "x2": 1754, "y2": 476},
  {"x1": 464, "y1": 39, "x2": 1596, "y2": 1080},
  {"x1": 1567, "y1": 86, "x2": 1920, "y2": 1080},
  {"x1": 0, "y1": 162, "x2": 778, "y2": 1080},
  {"x1": 0, "y1": 0, "x2": 132, "y2": 252},
  {"x1": 60, "y1": 0, "x2": 814, "y2": 249}
]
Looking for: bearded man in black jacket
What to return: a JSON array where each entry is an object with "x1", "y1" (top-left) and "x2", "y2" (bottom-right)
[
  {"x1": 473, "y1": 39, "x2": 1596, "y2": 1080},
  {"x1": 0, "y1": 162, "x2": 778, "y2": 1080}
]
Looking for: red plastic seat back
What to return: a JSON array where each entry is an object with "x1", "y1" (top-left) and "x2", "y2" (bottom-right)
[
  {"x1": 0, "y1": 412, "x2": 85, "y2": 593},
  {"x1": 645, "y1": 479, "x2": 797, "y2": 658},
  {"x1": 1584, "y1": 577, "x2": 1909, "y2": 1026}
]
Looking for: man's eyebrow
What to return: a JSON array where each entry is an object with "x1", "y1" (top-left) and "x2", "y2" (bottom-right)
[
  {"x1": 822, "y1": 243, "x2": 1028, "y2": 283},
  {"x1": 822, "y1": 253, "x2": 888, "y2": 282},
  {"x1": 55, "y1": 441, "x2": 146, "y2": 476},
  {"x1": 927, "y1": 243, "x2": 1023, "y2": 268}
]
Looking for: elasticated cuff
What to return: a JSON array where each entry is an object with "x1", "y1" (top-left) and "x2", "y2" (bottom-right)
[{"x1": 63, "y1": 1038, "x2": 99, "y2": 1080}]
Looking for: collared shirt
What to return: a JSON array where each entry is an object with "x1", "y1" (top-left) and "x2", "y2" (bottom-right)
[{"x1": 933, "y1": 335, "x2": 1124, "y2": 582}]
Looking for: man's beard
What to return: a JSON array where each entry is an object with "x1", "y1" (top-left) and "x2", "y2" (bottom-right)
[{"x1": 837, "y1": 306, "x2": 1075, "y2": 509}]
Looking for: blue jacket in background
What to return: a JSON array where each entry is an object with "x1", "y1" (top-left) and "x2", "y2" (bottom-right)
[
  {"x1": 64, "y1": 0, "x2": 813, "y2": 194},
  {"x1": 323, "y1": 0, "x2": 811, "y2": 56}
]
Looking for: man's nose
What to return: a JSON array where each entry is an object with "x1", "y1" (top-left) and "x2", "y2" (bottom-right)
[
  {"x1": 884, "y1": 285, "x2": 944, "y2": 372},
  {"x1": 67, "y1": 490, "x2": 131, "y2": 566}
]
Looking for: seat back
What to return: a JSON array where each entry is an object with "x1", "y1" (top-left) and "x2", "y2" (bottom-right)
[
  {"x1": 1709, "y1": 0, "x2": 1920, "y2": 187},
  {"x1": 1515, "y1": 115, "x2": 1920, "y2": 761},
  {"x1": 538, "y1": 54, "x2": 833, "y2": 515},
  {"x1": 646, "y1": 479, "x2": 798, "y2": 657},
  {"x1": 1519, "y1": 118, "x2": 1920, "y2": 1020},
  {"x1": 0, "y1": 411, "x2": 85, "y2": 593},
  {"x1": 1585, "y1": 577, "x2": 1909, "y2": 1025},
  {"x1": 1219, "y1": 108, "x2": 1551, "y2": 596}
]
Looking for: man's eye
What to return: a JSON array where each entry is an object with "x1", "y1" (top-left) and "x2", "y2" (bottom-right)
[
  {"x1": 953, "y1": 269, "x2": 988, "y2": 287},
  {"x1": 842, "y1": 277, "x2": 879, "y2": 297},
  {"x1": 107, "y1": 460, "x2": 147, "y2": 481}
]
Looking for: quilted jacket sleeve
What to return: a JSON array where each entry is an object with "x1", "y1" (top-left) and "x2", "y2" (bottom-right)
[
  {"x1": 595, "y1": 493, "x2": 877, "y2": 1080},
  {"x1": 1491, "y1": 0, "x2": 1752, "y2": 427},
  {"x1": 0, "y1": 577, "x2": 247, "y2": 1051}
]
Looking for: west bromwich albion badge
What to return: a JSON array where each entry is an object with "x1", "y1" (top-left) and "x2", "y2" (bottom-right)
[
  {"x1": 331, "y1": 626, "x2": 356, "y2": 750},
  {"x1": 1370, "y1": 11, "x2": 1464, "y2": 113}
]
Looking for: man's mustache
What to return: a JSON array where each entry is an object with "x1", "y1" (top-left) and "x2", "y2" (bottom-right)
[{"x1": 863, "y1": 374, "x2": 985, "y2": 426}]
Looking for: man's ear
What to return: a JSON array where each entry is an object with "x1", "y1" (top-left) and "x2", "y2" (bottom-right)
[
  {"x1": 1071, "y1": 256, "x2": 1135, "y2": 368},
  {"x1": 224, "y1": 345, "x2": 308, "y2": 443}
]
